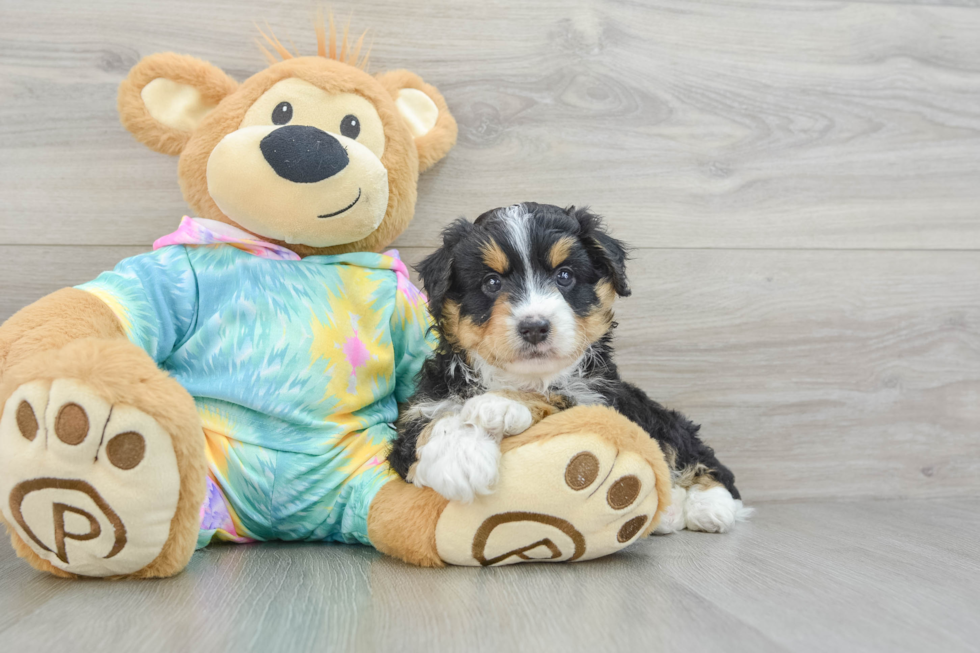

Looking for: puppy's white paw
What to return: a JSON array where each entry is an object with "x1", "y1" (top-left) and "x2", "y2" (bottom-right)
[
  {"x1": 460, "y1": 393, "x2": 534, "y2": 438},
  {"x1": 653, "y1": 485, "x2": 689, "y2": 534},
  {"x1": 684, "y1": 485, "x2": 746, "y2": 533},
  {"x1": 412, "y1": 415, "x2": 500, "y2": 503}
]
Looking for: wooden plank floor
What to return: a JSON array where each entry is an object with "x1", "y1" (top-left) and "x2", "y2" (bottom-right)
[{"x1": 1, "y1": 498, "x2": 978, "y2": 652}]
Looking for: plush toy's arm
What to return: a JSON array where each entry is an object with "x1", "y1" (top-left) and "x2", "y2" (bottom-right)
[
  {"x1": 1, "y1": 246, "x2": 197, "y2": 395},
  {"x1": 2, "y1": 246, "x2": 198, "y2": 385},
  {"x1": 389, "y1": 283, "x2": 437, "y2": 406},
  {"x1": 74, "y1": 246, "x2": 199, "y2": 364}
]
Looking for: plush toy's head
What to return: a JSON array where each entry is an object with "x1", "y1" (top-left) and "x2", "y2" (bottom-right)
[{"x1": 118, "y1": 20, "x2": 457, "y2": 256}]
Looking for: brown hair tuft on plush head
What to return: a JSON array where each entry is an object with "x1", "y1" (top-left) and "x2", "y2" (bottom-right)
[{"x1": 256, "y1": 11, "x2": 372, "y2": 70}]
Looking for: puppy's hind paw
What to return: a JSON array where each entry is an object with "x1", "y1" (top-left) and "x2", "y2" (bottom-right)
[
  {"x1": 684, "y1": 486, "x2": 745, "y2": 533},
  {"x1": 653, "y1": 486, "x2": 689, "y2": 534}
]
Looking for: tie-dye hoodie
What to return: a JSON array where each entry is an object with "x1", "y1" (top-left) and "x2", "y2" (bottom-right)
[{"x1": 77, "y1": 218, "x2": 435, "y2": 546}]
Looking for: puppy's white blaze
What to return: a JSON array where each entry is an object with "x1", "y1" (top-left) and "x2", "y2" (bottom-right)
[
  {"x1": 684, "y1": 486, "x2": 750, "y2": 533},
  {"x1": 412, "y1": 414, "x2": 501, "y2": 503},
  {"x1": 498, "y1": 203, "x2": 532, "y2": 271}
]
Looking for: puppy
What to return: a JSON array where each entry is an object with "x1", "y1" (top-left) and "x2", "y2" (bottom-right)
[{"x1": 390, "y1": 202, "x2": 751, "y2": 533}]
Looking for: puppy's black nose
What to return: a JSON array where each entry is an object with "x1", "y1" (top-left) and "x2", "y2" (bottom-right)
[
  {"x1": 518, "y1": 318, "x2": 551, "y2": 345},
  {"x1": 260, "y1": 125, "x2": 349, "y2": 184}
]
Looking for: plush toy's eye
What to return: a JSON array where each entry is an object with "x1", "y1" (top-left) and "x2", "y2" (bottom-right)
[
  {"x1": 555, "y1": 267, "x2": 576, "y2": 289},
  {"x1": 340, "y1": 114, "x2": 360, "y2": 139},
  {"x1": 482, "y1": 274, "x2": 502, "y2": 296},
  {"x1": 272, "y1": 102, "x2": 293, "y2": 125}
]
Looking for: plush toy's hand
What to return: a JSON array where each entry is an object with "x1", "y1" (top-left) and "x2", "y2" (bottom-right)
[
  {"x1": 411, "y1": 414, "x2": 500, "y2": 503},
  {"x1": 459, "y1": 393, "x2": 535, "y2": 438}
]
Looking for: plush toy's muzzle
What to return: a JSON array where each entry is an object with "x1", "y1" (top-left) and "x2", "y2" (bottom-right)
[{"x1": 206, "y1": 120, "x2": 389, "y2": 247}]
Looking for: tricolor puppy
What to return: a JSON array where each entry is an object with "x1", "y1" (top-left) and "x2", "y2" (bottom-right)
[{"x1": 390, "y1": 203, "x2": 751, "y2": 533}]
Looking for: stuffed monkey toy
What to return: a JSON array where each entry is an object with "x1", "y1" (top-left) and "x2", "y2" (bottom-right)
[{"x1": 0, "y1": 21, "x2": 671, "y2": 578}]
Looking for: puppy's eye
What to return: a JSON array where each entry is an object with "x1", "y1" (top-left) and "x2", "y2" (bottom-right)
[
  {"x1": 555, "y1": 268, "x2": 576, "y2": 288},
  {"x1": 272, "y1": 102, "x2": 293, "y2": 125},
  {"x1": 482, "y1": 274, "x2": 503, "y2": 295},
  {"x1": 341, "y1": 114, "x2": 360, "y2": 139}
]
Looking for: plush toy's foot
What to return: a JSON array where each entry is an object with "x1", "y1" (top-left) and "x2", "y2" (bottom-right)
[
  {"x1": 0, "y1": 339, "x2": 206, "y2": 578},
  {"x1": 434, "y1": 406, "x2": 672, "y2": 566}
]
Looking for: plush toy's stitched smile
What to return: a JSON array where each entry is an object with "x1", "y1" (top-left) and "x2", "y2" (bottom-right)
[{"x1": 319, "y1": 188, "x2": 361, "y2": 218}]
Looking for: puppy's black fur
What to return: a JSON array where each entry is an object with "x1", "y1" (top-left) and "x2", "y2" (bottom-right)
[{"x1": 389, "y1": 202, "x2": 740, "y2": 500}]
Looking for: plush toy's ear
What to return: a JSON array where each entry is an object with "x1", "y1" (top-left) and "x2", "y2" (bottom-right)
[
  {"x1": 118, "y1": 53, "x2": 238, "y2": 156},
  {"x1": 567, "y1": 206, "x2": 632, "y2": 298},
  {"x1": 416, "y1": 218, "x2": 473, "y2": 322},
  {"x1": 376, "y1": 70, "x2": 458, "y2": 172}
]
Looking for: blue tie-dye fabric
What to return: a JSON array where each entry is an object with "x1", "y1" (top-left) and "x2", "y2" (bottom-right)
[{"x1": 77, "y1": 244, "x2": 434, "y2": 545}]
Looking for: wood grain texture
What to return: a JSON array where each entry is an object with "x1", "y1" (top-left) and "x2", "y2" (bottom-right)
[
  {"x1": 1, "y1": 498, "x2": 978, "y2": 652},
  {"x1": 1, "y1": 0, "x2": 980, "y2": 248},
  {"x1": 3, "y1": 245, "x2": 977, "y2": 501},
  {"x1": 0, "y1": 246, "x2": 148, "y2": 321}
]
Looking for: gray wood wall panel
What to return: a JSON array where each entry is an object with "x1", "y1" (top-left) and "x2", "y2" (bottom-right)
[{"x1": 1, "y1": 0, "x2": 980, "y2": 248}]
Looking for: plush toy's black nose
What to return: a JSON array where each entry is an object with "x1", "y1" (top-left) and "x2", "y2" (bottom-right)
[
  {"x1": 260, "y1": 125, "x2": 349, "y2": 184},
  {"x1": 518, "y1": 318, "x2": 551, "y2": 345}
]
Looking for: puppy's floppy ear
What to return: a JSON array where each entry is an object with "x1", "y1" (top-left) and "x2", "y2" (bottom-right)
[
  {"x1": 568, "y1": 206, "x2": 631, "y2": 297},
  {"x1": 417, "y1": 218, "x2": 474, "y2": 321},
  {"x1": 376, "y1": 70, "x2": 458, "y2": 173},
  {"x1": 118, "y1": 53, "x2": 238, "y2": 156}
]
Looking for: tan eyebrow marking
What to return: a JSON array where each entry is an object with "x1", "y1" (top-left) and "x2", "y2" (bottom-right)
[
  {"x1": 548, "y1": 237, "x2": 576, "y2": 269},
  {"x1": 481, "y1": 240, "x2": 510, "y2": 274}
]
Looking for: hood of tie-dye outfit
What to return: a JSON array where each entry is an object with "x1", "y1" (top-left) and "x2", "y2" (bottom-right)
[{"x1": 154, "y1": 216, "x2": 425, "y2": 304}]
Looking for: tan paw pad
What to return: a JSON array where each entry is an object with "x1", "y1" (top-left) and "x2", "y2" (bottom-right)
[{"x1": 0, "y1": 379, "x2": 181, "y2": 577}]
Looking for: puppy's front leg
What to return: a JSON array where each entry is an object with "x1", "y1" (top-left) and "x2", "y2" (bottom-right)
[
  {"x1": 407, "y1": 393, "x2": 561, "y2": 503},
  {"x1": 408, "y1": 414, "x2": 501, "y2": 503},
  {"x1": 459, "y1": 391, "x2": 559, "y2": 439}
]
